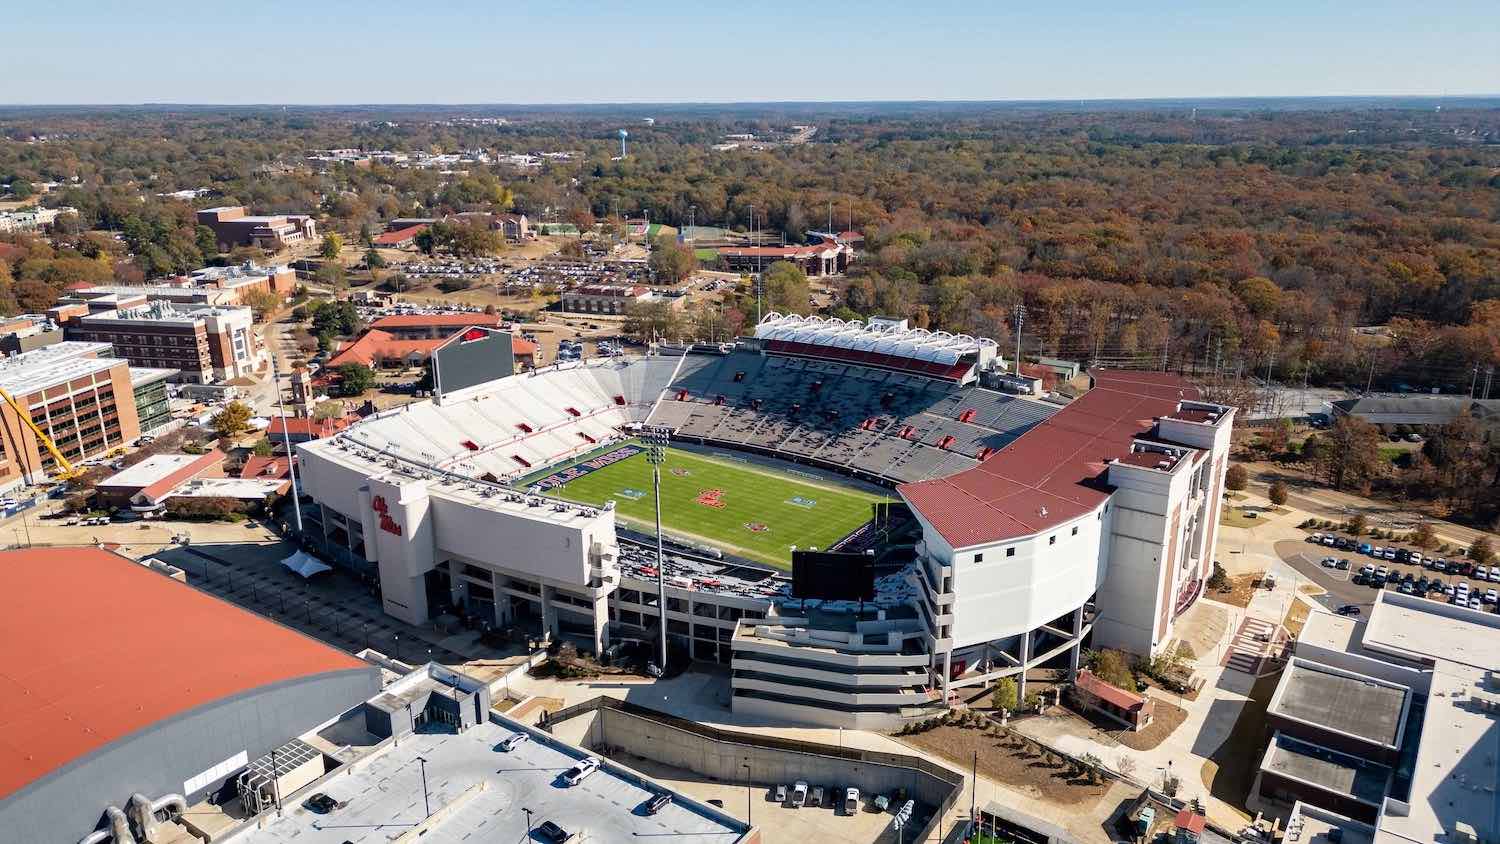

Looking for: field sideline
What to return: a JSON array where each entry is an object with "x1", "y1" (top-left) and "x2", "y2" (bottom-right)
[{"x1": 542, "y1": 446, "x2": 888, "y2": 568}]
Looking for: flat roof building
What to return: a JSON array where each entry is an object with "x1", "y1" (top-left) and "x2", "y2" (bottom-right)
[
  {"x1": 0, "y1": 341, "x2": 142, "y2": 490},
  {"x1": 64, "y1": 300, "x2": 263, "y2": 384},
  {"x1": 0, "y1": 547, "x2": 379, "y2": 843},
  {"x1": 1260, "y1": 591, "x2": 1500, "y2": 841},
  {"x1": 94, "y1": 449, "x2": 226, "y2": 509},
  {"x1": 196, "y1": 206, "x2": 317, "y2": 252}
]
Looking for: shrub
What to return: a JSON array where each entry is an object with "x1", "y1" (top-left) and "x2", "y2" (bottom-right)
[
  {"x1": 992, "y1": 677, "x2": 1018, "y2": 712},
  {"x1": 1208, "y1": 561, "x2": 1229, "y2": 592},
  {"x1": 1268, "y1": 480, "x2": 1289, "y2": 506},
  {"x1": 1094, "y1": 650, "x2": 1136, "y2": 691}
]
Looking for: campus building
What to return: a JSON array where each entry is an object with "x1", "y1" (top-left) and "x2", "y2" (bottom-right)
[
  {"x1": 1254, "y1": 590, "x2": 1499, "y2": 842},
  {"x1": 195, "y1": 206, "x2": 317, "y2": 251},
  {"x1": 560, "y1": 284, "x2": 653, "y2": 315},
  {"x1": 0, "y1": 314, "x2": 63, "y2": 355},
  {"x1": 62, "y1": 300, "x2": 263, "y2": 383},
  {"x1": 0, "y1": 342, "x2": 141, "y2": 491},
  {"x1": 295, "y1": 314, "x2": 1233, "y2": 728},
  {"x1": 718, "y1": 233, "x2": 857, "y2": 277},
  {"x1": 0, "y1": 547, "x2": 380, "y2": 844},
  {"x1": 56, "y1": 263, "x2": 296, "y2": 310}
]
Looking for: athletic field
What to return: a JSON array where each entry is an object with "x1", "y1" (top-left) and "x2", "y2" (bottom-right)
[{"x1": 540, "y1": 447, "x2": 886, "y2": 568}]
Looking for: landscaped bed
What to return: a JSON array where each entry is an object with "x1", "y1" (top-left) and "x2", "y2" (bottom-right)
[{"x1": 901, "y1": 719, "x2": 1112, "y2": 806}]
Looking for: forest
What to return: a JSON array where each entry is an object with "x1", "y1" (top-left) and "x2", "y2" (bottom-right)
[{"x1": 1, "y1": 102, "x2": 1497, "y2": 395}]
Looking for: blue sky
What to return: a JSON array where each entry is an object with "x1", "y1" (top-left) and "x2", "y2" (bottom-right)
[{"x1": 4, "y1": 1, "x2": 1497, "y2": 104}]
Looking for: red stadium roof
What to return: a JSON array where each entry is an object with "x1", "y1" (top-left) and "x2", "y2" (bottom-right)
[
  {"x1": 0, "y1": 547, "x2": 365, "y2": 800},
  {"x1": 898, "y1": 370, "x2": 1198, "y2": 549},
  {"x1": 369, "y1": 313, "x2": 504, "y2": 330}
]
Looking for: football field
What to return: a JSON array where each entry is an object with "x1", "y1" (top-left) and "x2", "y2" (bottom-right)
[{"x1": 540, "y1": 447, "x2": 887, "y2": 568}]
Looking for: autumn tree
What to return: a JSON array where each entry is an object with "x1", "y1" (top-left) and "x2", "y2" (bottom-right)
[
  {"x1": 1317, "y1": 416, "x2": 1383, "y2": 491},
  {"x1": 991, "y1": 677, "x2": 1018, "y2": 713},
  {"x1": 319, "y1": 233, "x2": 343, "y2": 260},
  {"x1": 211, "y1": 400, "x2": 252, "y2": 439},
  {"x1": 1470, "y1": 537, "x2": 1494, "y2": 566},
  {"x1": 1268, "y1": 481, "x2": 1289, "y2": 506},
  {"x1": 334, "y1": 363, "x2": 375, "y2": 397},
  {"x1": 1092, "y1": 650, "x2": 1136, "y2": 691},
  {"x1": 648, "y1": 235, "x2": 695, "y2": 284},
  {"x1": 623, "y1": 300, "x2": 682, "y2": 343},
  {"x1": 1412, "y1": 521, "x2": 1436, "y2": 549},
  {"x1": 1225, "y1": 463, "x2": 1248, "y2": 491}
]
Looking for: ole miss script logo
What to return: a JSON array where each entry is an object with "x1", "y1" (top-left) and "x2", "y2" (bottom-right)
[{"x1": 371, "y1": 495, "x2": 403, "y2": 536}]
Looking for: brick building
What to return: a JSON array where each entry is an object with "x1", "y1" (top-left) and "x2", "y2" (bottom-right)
[
  {"x1": 0, "y1": 342, "x2": 141, "y2": 491},
  {"x1": 60, "y1": 301, "x2": 263, "y2": 384},
  {"x1": 195, "y1": 206, "x2": 317, "y2": 252}
]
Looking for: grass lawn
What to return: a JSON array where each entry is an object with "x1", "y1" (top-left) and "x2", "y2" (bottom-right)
[{"x1": 544, "y1": 448, "x2": 887, "y2": 568}]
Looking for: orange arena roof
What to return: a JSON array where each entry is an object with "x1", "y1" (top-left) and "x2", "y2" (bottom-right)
[
  {"x1": 368, "y1": 313, "x2": 504, "y2": 330},
  {"x1": 0, "y1": 547, "x2": 366, "y2": 801}
]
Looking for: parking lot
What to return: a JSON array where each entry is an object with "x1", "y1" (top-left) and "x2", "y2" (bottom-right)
[{"x1": 1281, "y1": 531, "x2": 1499, "y2": 616}]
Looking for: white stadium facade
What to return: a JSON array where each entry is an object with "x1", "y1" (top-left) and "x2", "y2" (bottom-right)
[{"x1": 298, "y1": 317, "x2": 1233, "y2": 728}]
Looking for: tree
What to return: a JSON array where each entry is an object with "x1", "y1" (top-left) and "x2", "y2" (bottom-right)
[
  {"x1": 762, "y1": 260, "x2": 811, "y2": 314},
  {"x1": 319, "y1": 232, "x2": 344, "y2": 260},
  {"x1": 623, "y1": 300, "x2": 683, "y2": 344},
  {"x1": 1093, "y1": 650, "x2": 1136, "y2": 691},
  {"x1": 1317, "y1": 416, "x2": 1383, "y2": 491},
  {"x1": 334, "y1": 363, "x2": 375, "y2": 397},
  {"x1": 1471, "y1": 536, "x2": 1494, "y2": 566},
  {"x1": 9, "y1": 180, "x2": 33, "y2": 200},
  {"x1": 1413, "y1": 521, "x2": 1436, "y2": 549},
  {"x1": 211, "y1": 400, "x2": 252, "y2": 439},
  {"x1": 241, "y1": 288, "x2": 280, "y2": 321},
  {"x1": 252, "y1": 438, "x2": 274, "y2": 457},
  {"x1": 313, "y1": 400, "x2": 345, "y2": 420},
  {"x1": 1224, "y1": 464, "x2": 1248, "y2": 491},
  {"x1": 1268, "y1": 480, "x2": 1289, "y2": 506},
  {"x1": 1349, "y1": 513, "x2": 1368, "y2": 536},
  {"x1": 991, "y1": 677, "x2": 1018, "y2": 713},
  {"x1": 648, "y1": 235, "x2": 695, "y2": 284},
  {"x1": 1209, "y1": 561, "x2": 1229, "y2": 592},
  {"x1": 314, "y1": 261, "x2": 347, "y2": 290},
  {"x1": 365, "y1": 247, "x2": 386, "y2": 269}
]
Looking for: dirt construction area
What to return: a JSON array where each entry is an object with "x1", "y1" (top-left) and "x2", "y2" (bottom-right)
[{"x1": 604, "y1": 750, "x2": 905, "y2": 843}]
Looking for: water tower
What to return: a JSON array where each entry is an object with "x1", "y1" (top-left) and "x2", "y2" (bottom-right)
[{"x1": 618, "y1": 129, "x2": 629, "y2": 158}]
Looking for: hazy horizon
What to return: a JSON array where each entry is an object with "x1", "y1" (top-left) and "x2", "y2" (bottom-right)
[{"x1": 5, "y1": 1, "x2": 1497, "y2": 106}]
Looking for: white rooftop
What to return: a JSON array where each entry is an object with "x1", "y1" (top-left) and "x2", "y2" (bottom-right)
[
  {"x1": 754, "y1": 313, "x2": 996, "y2": 364},
  {"x1": 0, "y1": 341, "x2": 121, "y2": 396},
  {"x1": 1362, "y1": 592, "x2": 1500, "y2": 844},
  {"x1": 173, "y1": 478, "x2": 285, "y2": 500},
  {"x1": 98, "y1": 454, "x2": 205, "y2": 490},
  {"x1": 223, "y1": 717, "x2": 747, "y2": 844}
]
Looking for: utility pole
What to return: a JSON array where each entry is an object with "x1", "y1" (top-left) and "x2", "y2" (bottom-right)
[
  {"x1": 1365, "y1": 355, "x2": 1377, "y2": 395},
  {"x1": 969, "y1": 750, "x2": 978, "y2": 837},
  {"x1": 1012, "y1": 304, "x2": 1027, "y2": 376},
  {"x1": 1470, "y1": 366, "x2": 1480, "y2": 399},
  {"x1": 643, "y1": 425, "x2": 672, "y2": 673},
  {"x1": 1484, "y1": 366, "x2": 1495, "y2": 400}
]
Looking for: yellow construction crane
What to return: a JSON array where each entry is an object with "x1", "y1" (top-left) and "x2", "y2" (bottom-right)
[{"x1": 0, "y1": 386, "x2": 83, "y2": 481}]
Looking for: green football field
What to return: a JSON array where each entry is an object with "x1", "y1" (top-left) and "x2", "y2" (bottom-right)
[{"x1": 543, "y1": 448, "x2": 887, "y2": 568}]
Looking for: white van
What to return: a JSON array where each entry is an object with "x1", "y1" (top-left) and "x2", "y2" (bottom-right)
[
  {"x1": 791, "y1": 781, "x2": 808, "y2": 809},
  {"x1": 843, "y1": 788, "x2": 860, "y2": 815}
]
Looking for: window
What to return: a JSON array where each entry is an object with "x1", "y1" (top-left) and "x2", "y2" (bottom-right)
[
  {"x1": 1049, "y1": 535, "x2": 1056, "y2": 545},
  {"x1": 1006, "y1": 547, "x2": 1016, "y2": 557},
  {"x1": 973, "y1": 553, "x2": 983, "y2": 563},
  {"x1": 1072, "y1": 526, "x2": 1079, "y2": 536}
]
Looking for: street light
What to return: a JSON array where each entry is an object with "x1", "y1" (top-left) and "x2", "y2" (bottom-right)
[
  {"x1": 415, "y1": 755, "x2": 431, "y2": 818},
  {"x1": 742, "y1": 761, "x2": 752, "y2": 826},
  {"x1": 522, "y1": 807, "x2": 534, "y2": 838},
  {"x1": 642, "y1": 424, "x2": 672, "y2": 673},
  {"x1": 271, "y1": 358, "x2": 304, "y2": 536}
]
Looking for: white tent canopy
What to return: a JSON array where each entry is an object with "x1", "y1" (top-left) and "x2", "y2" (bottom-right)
[{"x1": 281, "y1": 550, "x2": 332, "y2": 578}]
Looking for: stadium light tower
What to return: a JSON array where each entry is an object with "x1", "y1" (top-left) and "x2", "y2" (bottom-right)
[
  {"x1": 272, "y1": 358, "x2": 304, "y2": 536},
  {"x1": 642, "y1": 424, "x2": 673, "y2": 673}
]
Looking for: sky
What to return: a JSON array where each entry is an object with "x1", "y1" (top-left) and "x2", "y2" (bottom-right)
[{"x1": 4, "y1": 0, "x2": 1498, "y2": 105}]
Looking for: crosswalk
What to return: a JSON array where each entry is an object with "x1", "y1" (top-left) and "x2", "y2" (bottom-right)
[{"x1": 1222, "y1": 617, "x2": 1279, "y2": 675}]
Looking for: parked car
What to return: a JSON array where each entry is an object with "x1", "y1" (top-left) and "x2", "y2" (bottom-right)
[
  {"x1": 1489, "y1": 568, "x2": 1500, "y2": 583},
  {"x1": 1322, "y1": 535, "x2": 1337, "y2": 546},
  {"x1": 1395, "y1": 548, "x2": 1412, "y2": 563},
  {"x1": 536, "y1": 820, "x2": 573, "y2": 842},
  {"x1": 1357, "y1": 543, "x2": 1372, "y2": 555},
  {"x1": 1308, "y1": 533, "x2": 1325, "y2": 544},
  {"x1": 1468, "y1": 596, "x2": 1484, "y2": 610},
  {"x1": 1372, "y1": 546, "x2": 1385, "y2": 558},
  {"x1": 1382, "y1": 547, "x2": 1396, "y2": 560},
  {"x1": 775, "y1": 784, "x2": 787, "y2": 804},
  {"x1": 1410, "y1": 552, "x2": 1424, "y2": 566},
  {"x1": 495, "y1": 732, "x2": 529, "y2": 752},
  {"x1": 1485, "y1": 589, "x2": 1499, "y2": 604},
  {"x1": 1359, "y1": 564, "x2": 1375, "y2": 576},
  {"x1": 1335, "y1": 604, "x2": 1362, "y2": 616},
  {"x1": 644, "y1": 793, "x2": 672, "y2": 815},
  {"x1": 561, "y1": 758, "x2": 599, "y2": 786},
  {"x1": 1335, "y1": 558, "x2": 1349, "y2": 570},
  {"x1": 844, "y1": 788, "x2": 860, "y2": 815},
  {"x1": 792, "y1": 781, "x2": 808, "y2": 808},
  {"x1": 302, "y1": 793, "x2": 342, "y2": 814},
  {"x1": 812, "y1": 785, "x2": 825, "y2": 807},
  {"x1": 1321, "y1": 556, "x2": 1338, "y2": 568},
  {"x1": 1433, "y1": 559, "x2": 1448, "y2": 572}
]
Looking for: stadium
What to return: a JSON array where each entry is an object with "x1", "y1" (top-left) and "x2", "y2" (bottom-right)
[{"x1": 298, "y1": 314, "x2": 1235, "y2": 728}]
